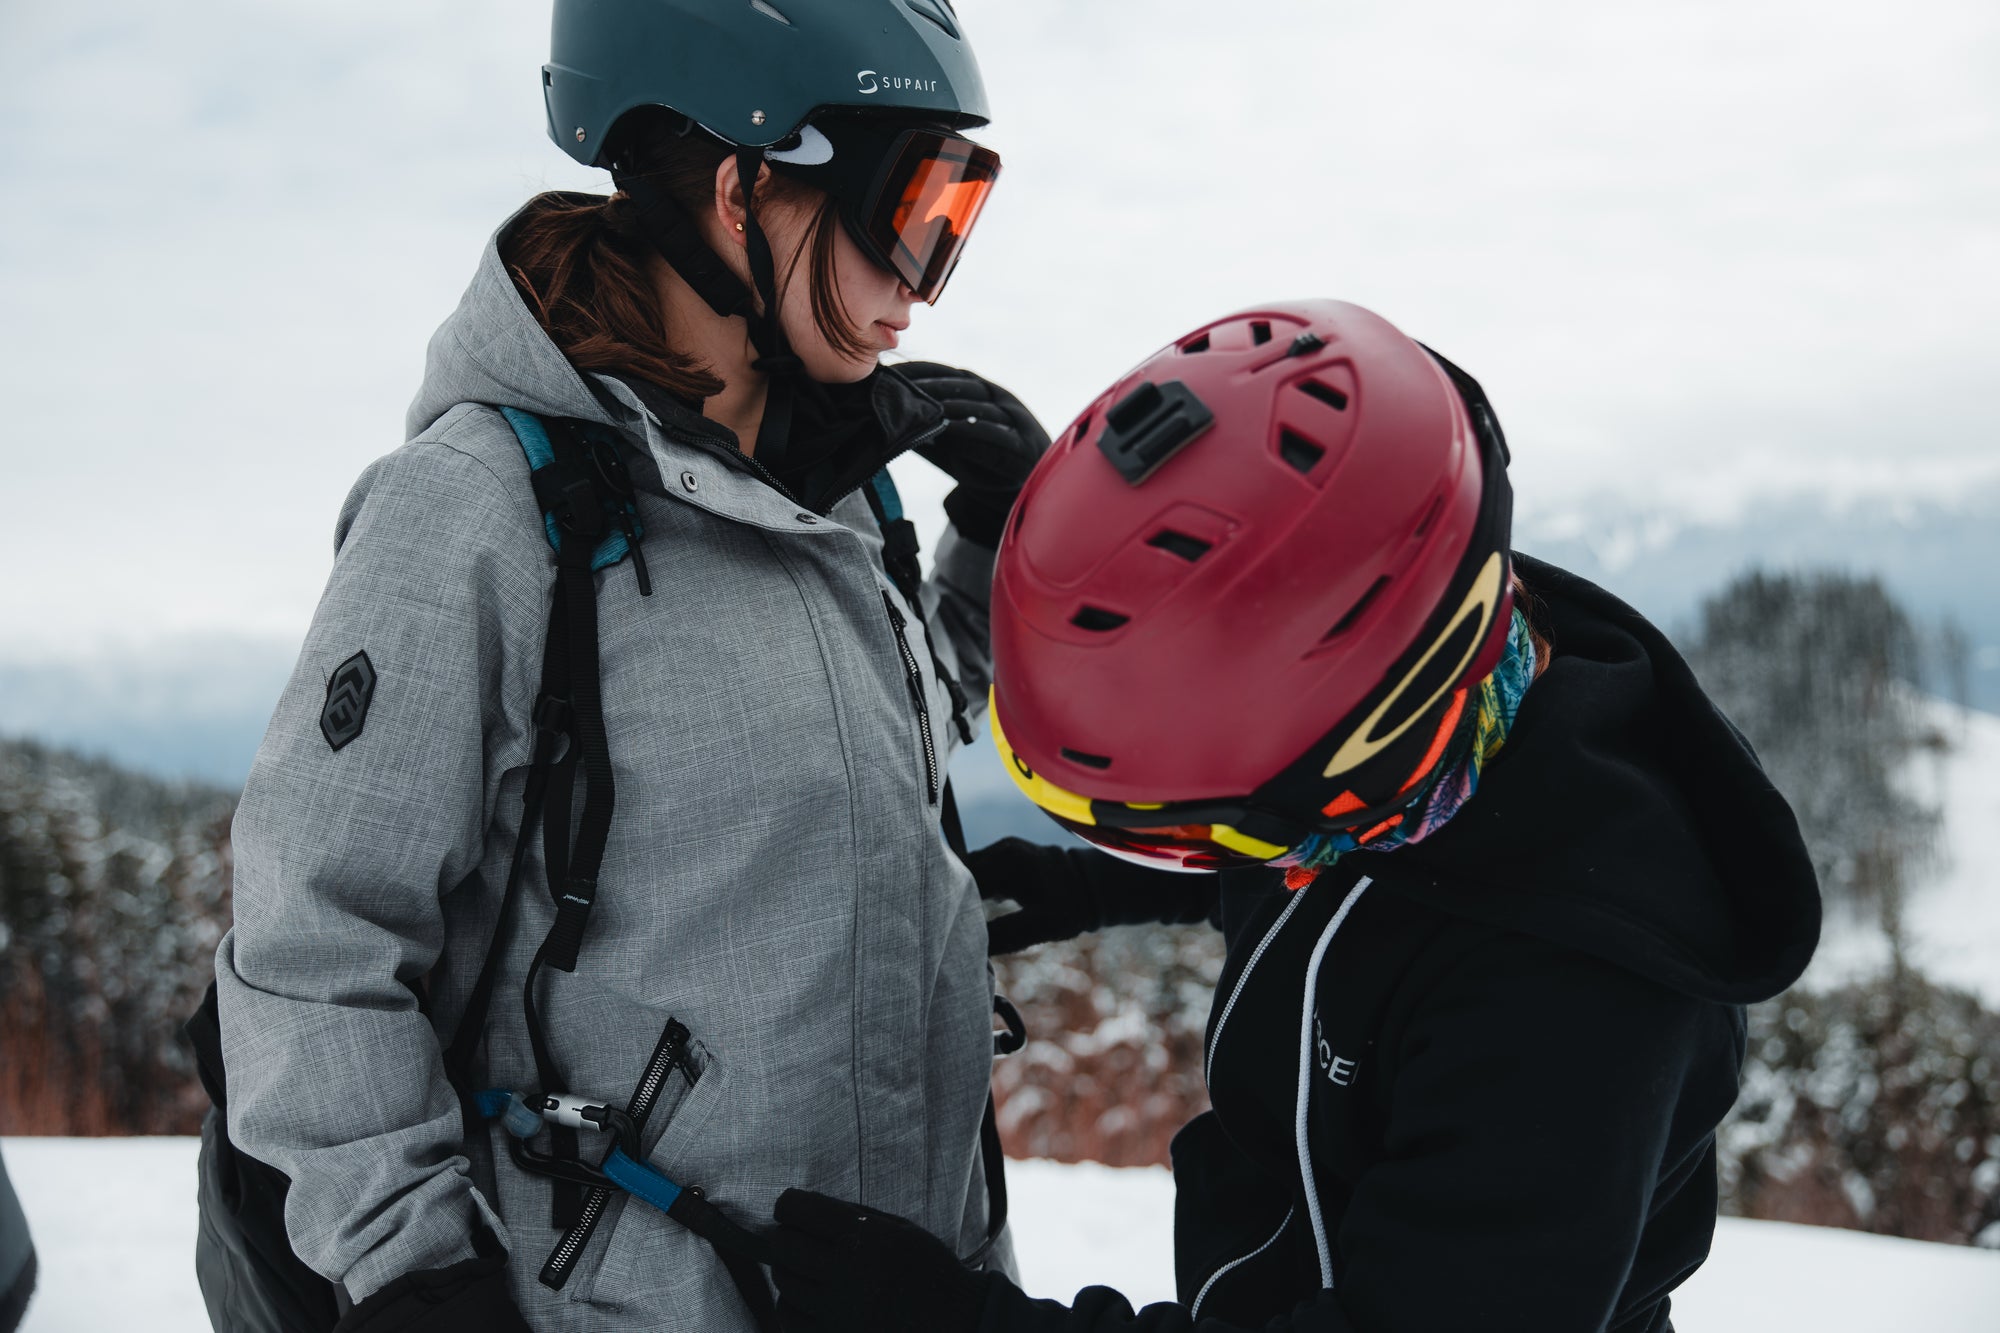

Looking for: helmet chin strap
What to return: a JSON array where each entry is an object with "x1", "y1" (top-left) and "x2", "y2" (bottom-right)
[
  {"x1": 734, "y1": 145, "x2": 803, "y2": 471},
  {"x1": 613, "y1": 145, "x2": 810, "y2": 469}
]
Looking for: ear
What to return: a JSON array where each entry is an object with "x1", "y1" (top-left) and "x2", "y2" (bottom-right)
[{"x1": 713, "y1": 155, "x2": 774, "y2": 250}]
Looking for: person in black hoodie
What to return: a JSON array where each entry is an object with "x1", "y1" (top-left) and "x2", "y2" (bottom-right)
[{"x1": 763, "y1": 301, "x2": 1821, "y2": 1333}]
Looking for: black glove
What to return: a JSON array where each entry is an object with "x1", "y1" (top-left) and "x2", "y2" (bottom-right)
[
  {"x1": 970, "y1": 838, "x2": 1224, "y2": 955},
  {"x1": 769, "y1": 1188, "x2": 1002, "y2": 1333},
  {"x1": 896, "y1": 362, "x2": 1052, "y2": 548},
  {"x1": 331, "y1": 1234, "x2": 531, "y2": 1333}
]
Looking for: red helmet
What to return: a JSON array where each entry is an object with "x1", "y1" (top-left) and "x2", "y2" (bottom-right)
[{"x1": 989, "y1": 300, "x2": 1514, "y2": 870}]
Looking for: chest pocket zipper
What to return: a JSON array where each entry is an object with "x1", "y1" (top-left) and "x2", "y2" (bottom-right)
[{"x1": 883, "y1": 593, "x2": 940, "y2": 805}]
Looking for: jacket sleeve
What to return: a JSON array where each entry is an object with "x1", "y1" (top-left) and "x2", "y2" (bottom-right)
[
  {"x1": 213, "y1": 431, "x2": 547, "y2": 1304},
  {"x1": 924, "y1": 523, "x2": 996, "y2": 735},
  {"x1": 980, "y1": 934, "x2": 1732, "y2": 1333}
]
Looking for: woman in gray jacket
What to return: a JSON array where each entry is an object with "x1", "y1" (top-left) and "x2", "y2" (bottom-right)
[{"x1": 211, "y1": 3, "x2": 1038, "y2": 1329}]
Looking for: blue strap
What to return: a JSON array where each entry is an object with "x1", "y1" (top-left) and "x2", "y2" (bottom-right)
[
  {"x1": 499, "y1": 406, "x2": 557, "y2": 469},
  {"x1": 497, "y1": 405, "x2": 640, "y2": 574},
  {"x1": 867, "y1": 468, "x2": 904, "y2": 523},
  {"x1": 472, "y1": 1092, "x2": 685, "y2": 1218},
  {"x1": 603, "y1": 1145, "x2": 684, "y2": 1216}
]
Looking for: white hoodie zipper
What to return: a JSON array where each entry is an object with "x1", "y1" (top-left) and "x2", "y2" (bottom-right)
[
  {"x1": 1296, "y1": 876, "x2": 1372, "y2": 1289},
  {"x1": 1190, "y1": 1204, "x2": 1296, "y2": 1319},
  {"x1": 1205, "y1": 887, "x2": 1312, "y2": 1085}
]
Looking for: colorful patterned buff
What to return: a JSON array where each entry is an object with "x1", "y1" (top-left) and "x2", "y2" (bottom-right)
[{"x1": 1275, "y1": 607, "x2": 1541, "y2": 876}]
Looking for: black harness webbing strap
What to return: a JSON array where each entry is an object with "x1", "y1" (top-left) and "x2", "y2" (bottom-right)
[
  {"x1": 519, "y1": 569, "x2": 587, "y2": 1228},
  {"x1": 522, "y1": 417, "x2": 629, "y2": 1229},
  {"x1": 667, "y1": 1191, "x2": 780, "y2": 1329},
  {"x1": 443, "y1": 688, "x2": 570, "y2": 1106},
  {"x1": 962, "y1": 1094, "x2": 1010, "y2": 1270},
  {"x1": 940, "y1": 778, "x2": 969, "y2": 861},
  {"x1": 542, "y1": 537, "x2": 613, "y2": 974},
  {"x1": 861, "y1": 478, "x2": 975, "y2": 746},
  {"x1": 539, "y1": 594, "x2": 576, "y2": 912}
]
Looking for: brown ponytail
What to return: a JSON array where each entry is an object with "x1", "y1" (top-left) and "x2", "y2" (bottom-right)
[
  {"x1": 500, "y1": 109, "x2": 872, "y2": 403},
  {"x1": 1511, "y1": 571, "x2": 1554, "y2": 674}
]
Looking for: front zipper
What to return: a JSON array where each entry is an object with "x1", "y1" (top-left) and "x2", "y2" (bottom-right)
[
  {"x1": 540, "y1": 1019, "x2": 697, "y2": 1290},
  {"x1": 883, "y1": 593, "x2": 940, "y2": 806},
  {"x1": 1205, "y1": 887, "x2": 1312, "y2": 1085}
]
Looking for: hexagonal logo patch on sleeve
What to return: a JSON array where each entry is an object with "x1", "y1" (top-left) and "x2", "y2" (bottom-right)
[{"x1": 320, "y1": 651, "x2": 376, "y2": 751}]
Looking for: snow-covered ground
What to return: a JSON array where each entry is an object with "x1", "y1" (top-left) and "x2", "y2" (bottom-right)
[
  {"x1": 6, "y1": 1138, "x2": 1999, "y2": 1330},
  {"x1": 1806, "y1": 699, "x2": 2000, "y2": 1007}
]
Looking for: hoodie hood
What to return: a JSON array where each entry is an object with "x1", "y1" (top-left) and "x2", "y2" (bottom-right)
[
  {"x1": 407, "y1": 197, "x2": 947, "y2": 515},
  {"x1": 1380, "y1": 553, "x2": 1821, "y2": 1005},
  {"x1": 406, "y1": 206, "x2": 626, "y2": 443}
]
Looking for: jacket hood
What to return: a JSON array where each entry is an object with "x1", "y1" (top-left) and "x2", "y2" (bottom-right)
[
  {"x1": 406, "y1": 204, "x2": 627, "y2": 442},
  {"x1": 1381, "y1": 554, "x2": 1821, "y2": 1005}
]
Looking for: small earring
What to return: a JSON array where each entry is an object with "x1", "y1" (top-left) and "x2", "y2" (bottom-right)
[{"x1": 735, "y1": 222, "x2": 745, "y2": 232}]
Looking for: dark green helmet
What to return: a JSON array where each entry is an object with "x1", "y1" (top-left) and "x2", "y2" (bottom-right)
[{"x1": 544, "y1": 0, "x2": 991, "y2": 165}]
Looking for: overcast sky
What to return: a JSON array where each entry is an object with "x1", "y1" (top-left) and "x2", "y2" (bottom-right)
[{"x1": 2, "y1": 0, "x2": 1995, "y2": 659}]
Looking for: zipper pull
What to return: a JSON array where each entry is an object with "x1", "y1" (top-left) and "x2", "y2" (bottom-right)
[
  {"x1": 660, "y1": 1018, "x2": 692, "y2": 1075},
  {"x1": 619, "y1": 511, "x2": 653, "y2": 596}
]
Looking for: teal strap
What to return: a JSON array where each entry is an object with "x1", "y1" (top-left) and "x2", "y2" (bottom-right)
[
  {"x1": 497, "y1": 405, "x2": 639, "y2": 573},
  {"x1": 867, "y1": 468, "x2": 904, "y2": 523},
  {"x1": 603, "y1": 1145, "x2": 684, "y2": 1216},
  {"x1": 499, "y1": 406, "x2": 557, "y2": 469}
]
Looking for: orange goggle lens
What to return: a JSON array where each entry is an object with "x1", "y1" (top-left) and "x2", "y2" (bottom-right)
[{"x1": 870, "y1": 131, "x2": 999, "y2": 303}]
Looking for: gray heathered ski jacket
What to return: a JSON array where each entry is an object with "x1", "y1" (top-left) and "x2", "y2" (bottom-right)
[{"x1": 212, "y1": 210, "x2": 1006, "y2": 1328}]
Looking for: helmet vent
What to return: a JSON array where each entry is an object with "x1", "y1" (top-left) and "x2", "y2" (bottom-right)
[
  {"x1": 1323, "y1": 577, "x2": 1389, "y2": 641},
  {"x1": 903, "y1": 0, "x2": 959, "y2": 37},
  {"x1": 1072, "y1": 606, "x2": 1131, "y2": 632},
  {"x1": 1180, "y1": 332, "x2": 1211, "y2": 354},
  {"x1": 1298, "y1": 380, "x2": 1349, "y2": 411},
  {"x1": 750, "y1": 0, "x2": 794, "y2": 25},
  {"x1": 1250, "y1": 321, "x2": 1273, "y2": 346},
  {"x1": 1279, "y1": 429, "x2": 1326, "y2": 475},
  {"x1": 1147, "y1": 529, "x2": 1213, "y2": 562},
  {"x1": 1060, "y1": 747, "x2": 1114, "y2": 770}
]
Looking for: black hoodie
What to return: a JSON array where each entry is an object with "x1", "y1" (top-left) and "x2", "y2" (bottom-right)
[{"x1": 987, "y1": 556, "x2": 1821, "y2": 1333}]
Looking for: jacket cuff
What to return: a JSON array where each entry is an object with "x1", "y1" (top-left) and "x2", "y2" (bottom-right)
[
  {"x1": 337, "y1": 1193, "x2": 503, "y2": 1309},
  {"x1": 334, "y1": 1224, "x2": 525, "y2": 1333}
]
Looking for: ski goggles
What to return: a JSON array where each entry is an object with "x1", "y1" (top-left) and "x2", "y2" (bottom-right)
[
  {"x1": 765, "y1": 118, "x2": 1000, "y2": 303},
  {"x1": 988, "y1": 684, "x2": 1477, "y2": 873}
]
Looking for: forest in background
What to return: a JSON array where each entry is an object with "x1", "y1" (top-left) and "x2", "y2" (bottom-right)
[{"x1": 2, "y1": 568, "x2": 1996, "y2": 1247}]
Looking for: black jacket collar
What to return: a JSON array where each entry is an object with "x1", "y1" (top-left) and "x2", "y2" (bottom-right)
[{"x1": 618, "y1": 365, "x2": 946, "y2": 515}]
